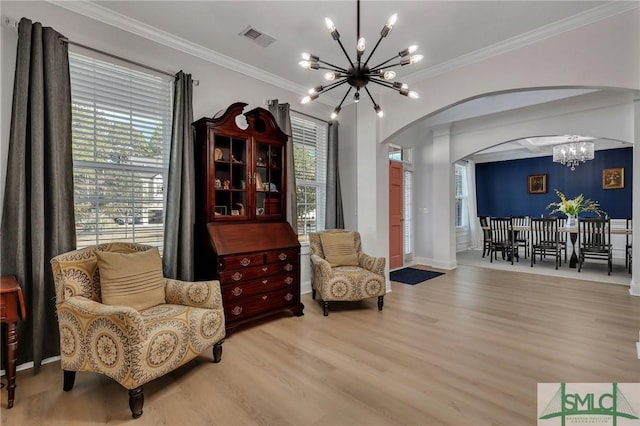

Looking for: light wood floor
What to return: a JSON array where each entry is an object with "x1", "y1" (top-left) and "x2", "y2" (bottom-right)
[{"x1": 2, "y1": 264, "x2": 639, "y2": 425}]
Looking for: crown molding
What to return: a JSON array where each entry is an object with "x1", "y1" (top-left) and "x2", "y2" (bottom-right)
[
  {"x1": 47, "y1": 0, "x2": 636, "y2": 104},
  {"x1": 404, "y1": 1, "x2": 640, "y2": 84},
  {"x1": 45, "y1": 0, "x2": 339, "y2": 107}
]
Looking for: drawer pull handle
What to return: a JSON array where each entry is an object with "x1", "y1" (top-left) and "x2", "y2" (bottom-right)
[
  {"x1": 285, "y1": 293, "x2": 293, "y2": 301},
  {"x1": 232, "y1": 272, "x2": 243, "y2": 281},
  {"x1": 240, "y1": 257, "x2": 251, "y2": 267},
  {"x1": 231, "y1": 306, "x2": 243, "y2": 316},
  {"x1": 284, "y1": 263, "x2": 293, "y2": 271},
  {"x1": 232, "y1": 287, "x2": 243, "y2": 296},
  {"x1": 278, "y1": 252, "x2": 287, "y2": 260},
  {"x1": 262, "y1": 295, "x2": 268, "y2": 300},
  {"x1": 262, "y1": 267, "x2": 268, "y2": 272},
  {"x1": 284, "y1": 277, "x2": 293, "y2": 285},
  {"x1": 262, "y1": 280, "x2": 268, "y2": 284}
]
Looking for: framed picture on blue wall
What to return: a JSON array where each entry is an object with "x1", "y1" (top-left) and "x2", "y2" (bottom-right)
[
  {"x1": 603, "y1": 167, "x2": 624, "y2": 189},
  {"x1": 528, "y1": 174, "x2": 547, "y2": 194}
]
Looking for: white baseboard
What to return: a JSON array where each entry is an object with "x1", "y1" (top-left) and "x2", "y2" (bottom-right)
[
  {"x1": 0, "y1": 355, "x2": 61, "y2": 377},
  {"x1": 411, "y1": 257, "x2": 457, "y2": 270}
]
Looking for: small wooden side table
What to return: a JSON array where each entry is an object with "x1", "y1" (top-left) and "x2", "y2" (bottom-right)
[{"x1": 1, "y1": 275, "x2": 26, "y2": 409}]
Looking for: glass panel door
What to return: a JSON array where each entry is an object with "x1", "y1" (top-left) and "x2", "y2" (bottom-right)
[
  {"x1": 214, "y1": 135, "x2": 248, "y2": 218},
  {"x1": 255, "y1": 141, "x2": 284, "y2": 218}
]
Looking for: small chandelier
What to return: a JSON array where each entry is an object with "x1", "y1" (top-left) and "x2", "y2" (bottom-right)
[
  {"x1": 552, "y1": 136, "x2": 595, "y2": 171},
  {"x1": 298, "y1": 0, "x2": 423, "y2": 119}
]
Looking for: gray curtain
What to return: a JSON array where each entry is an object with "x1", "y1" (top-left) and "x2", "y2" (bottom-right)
[
  {"x1": 325, "y1": 121, "x2": 344, "y2": 229},
  {"x1": 162, "y1": 71, "x2": 195, "y2": 280},
  {"x1": 0, "y1": 18, "x2": 75, "y2": 368},
  {"x1": 267, "y1": 100, "x2": 298, "y2": 233}
]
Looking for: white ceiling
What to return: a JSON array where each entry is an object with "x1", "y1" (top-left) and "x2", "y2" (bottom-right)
[{"x1": 69, "y1": 0, "x2": 612, "y2": 100}]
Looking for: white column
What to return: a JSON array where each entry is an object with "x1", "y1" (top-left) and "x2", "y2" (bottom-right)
[
  {"x1": 430, "y1": 126, "x2": 457, "y2": 269},
  {"x1": 355, "y1": 103, "x2": 391, "y2": 291},
  {"x1": 629, "y1": 97, "x2": 640, "y2": 295}
]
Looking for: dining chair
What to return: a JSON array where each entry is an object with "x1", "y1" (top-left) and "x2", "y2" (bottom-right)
[
  {"x1": 479, "y1": 216, "x2": 492, "y2": 258},
  {"x1": 512, "y1": 216, "x2": 529, "y2": 259},
  {"x1": 530, "y1": 217, "x2": 561, "y2": 269},
  {"x1": 489, "y1": 217, "x2": 516, "y2": 264},
  {"x1": 555, "y1": 216, "x2": 569, "y2": 264},
  {"x1": 578, "y1": 217, "x2": 612, "y2": 275}
]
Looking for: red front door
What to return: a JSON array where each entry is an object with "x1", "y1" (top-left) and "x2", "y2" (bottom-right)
[{"x1": 389, "y1": 161, "x2": 403, "y2": 269}]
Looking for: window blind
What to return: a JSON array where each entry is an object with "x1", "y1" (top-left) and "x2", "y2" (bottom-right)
[
  {"x1": 69, "y1": 52, "x2": 173, "y2": 250},
  {"x1": 291, "y1": 114, "x2": 328, "y2": 237}
]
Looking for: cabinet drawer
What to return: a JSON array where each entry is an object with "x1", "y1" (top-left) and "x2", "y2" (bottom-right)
[
  {"x1": 219, "y1": 263, "x2": 277, "y2": 283},
  {"x1": 222, "y1": 273, "x2": 298, "y2": 300},
  {"x1": 219, "y1": 253, "x2": 264, "y2": 270},
  {"x1": 265, "y1": 249, "x2": 298, "y2": 264},
  {"x1": 224, "y1": 288, "x2": 297, "y2": 321}
]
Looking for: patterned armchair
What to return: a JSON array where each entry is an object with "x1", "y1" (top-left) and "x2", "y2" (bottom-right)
[
  {"x1": 50, "y1": 242, "x2": 226, "y2": 418},
  {"x1": 309, "y1": 229, "x2": 386, "y2": 316}
]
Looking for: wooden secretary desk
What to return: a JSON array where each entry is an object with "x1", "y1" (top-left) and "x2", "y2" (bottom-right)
[{"x1": 193, "y1": 103, "x2": 304, "y2": 333}]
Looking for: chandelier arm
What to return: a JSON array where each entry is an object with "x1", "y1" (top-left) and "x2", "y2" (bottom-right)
[
  {"x1": 369, "y1": 56, "x2": 399, "y2": 72},
  {"x1": 363, "y1": 86, "x2": 378, "y2": 105},
  {"x1": 317, "y1": 79, "x2": 349, "y2": 96},
  {"x1": 362, "y1": 34, "x2": 385, "y2": 69},
  {"x1": 368, "y1": 78, "x2": 397, "y2": 91},
  {"x1": 334, "y1": 37, "x2": 355, "y2": 69},
  {"x1": 335, "y1": 87, "x2": 353, "y2": 111},
  {"x1": 321, "y1": 78, "x2": 349, "y2": 93},
  {"x1": 318, "y1": 60, "x2": 348, "y2": 73},
  {"x1": 317, "y1": 65, "x2": 348, "y2": 73},
  {"x1": 371, "y1": 61, "x2": 403, "y2": 72}
]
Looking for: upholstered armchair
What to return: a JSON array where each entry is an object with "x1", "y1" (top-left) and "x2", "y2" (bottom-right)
[
  {"x1": 309, "y1": 229, "x2": 386, "y2": 316},
  {"x1": 50, "y1": 242, "x2": 226, "y2": 418}
]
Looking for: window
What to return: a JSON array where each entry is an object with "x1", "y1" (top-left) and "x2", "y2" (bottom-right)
[
  {"x1": 291, "y1": 114, "x2": 328, "y2": 239},
  {"x1": 403, "y1": 170, "x2": 413, "y2": 259},
  {"x1": 69, "y1": 52, "x2": 173, "y2": 250},
  {"x1": 388, "y1": 145, "x2": 412, "y2": 163},
  {"x1": 455, "y1": 163, "x2": 468, "y2": 228}
]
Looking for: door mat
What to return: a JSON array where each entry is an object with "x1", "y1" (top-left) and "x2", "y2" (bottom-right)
[{"x1": 390, "y1": 267, "x2": 444, "y2": 285}]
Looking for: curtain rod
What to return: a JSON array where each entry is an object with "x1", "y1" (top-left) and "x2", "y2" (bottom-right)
[
  {"x1": 4, "y1": 17, "x2": 198, "y2": 84},
  {"x1": 59, "y1": 37, "x2": 197, "y2": 82},
  {"x1": 290, "y1": 108, "x2": 331, "y2": 124}
]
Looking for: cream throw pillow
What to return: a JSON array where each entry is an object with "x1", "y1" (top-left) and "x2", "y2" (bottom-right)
[
  {"x1": 97, "y1": 247, "x2": 165, "y2": 311},
  {"x1": 320, "y1": 232, "x2": 359, "y2": 267}
]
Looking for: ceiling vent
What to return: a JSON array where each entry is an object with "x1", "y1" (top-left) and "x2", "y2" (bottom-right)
[{"x1": 239, "y1": 26, "x2": 276, "y2": 48}]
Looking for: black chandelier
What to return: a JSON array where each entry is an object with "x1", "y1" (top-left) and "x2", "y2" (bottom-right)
[{"x1": 299, "y1": 0, "x2": 423, "y2": 119}]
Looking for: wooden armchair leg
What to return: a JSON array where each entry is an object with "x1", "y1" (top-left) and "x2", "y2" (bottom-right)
[
  {"x1": 129, "y1": 386, "x2": 144, "y2": 419},
  {"x1": 378, "y1": 295, "x2": 384, "y2": 311},
  {"x1": 312, "y1": 288, "x2": 316, "y2": 300},
  {"x1": 323, "y1": 301, "x2": 329, "y2": 316},
  {"x1": 63, "y1": 370, "x2": 76, "y2": 391},
  {"x1": 212, "y1": 342, "x2": 223, "y2": 363}
]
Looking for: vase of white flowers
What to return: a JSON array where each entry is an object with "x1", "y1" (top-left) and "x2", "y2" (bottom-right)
[{"x1": 546, "y1": 189, "x2": 604, "y2": 225}]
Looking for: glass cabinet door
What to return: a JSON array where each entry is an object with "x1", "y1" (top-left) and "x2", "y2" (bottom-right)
[
  {"x1": 255, "y1": 141, "x2": 284, "y2": 218},
  {"x1": 213, "y1": 134, "x2": 248, "y2": 218}
]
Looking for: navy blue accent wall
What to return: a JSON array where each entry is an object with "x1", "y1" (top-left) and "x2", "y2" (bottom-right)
[{"x1": 476, "y1": 147, "x2": 632, "y2": 219}]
